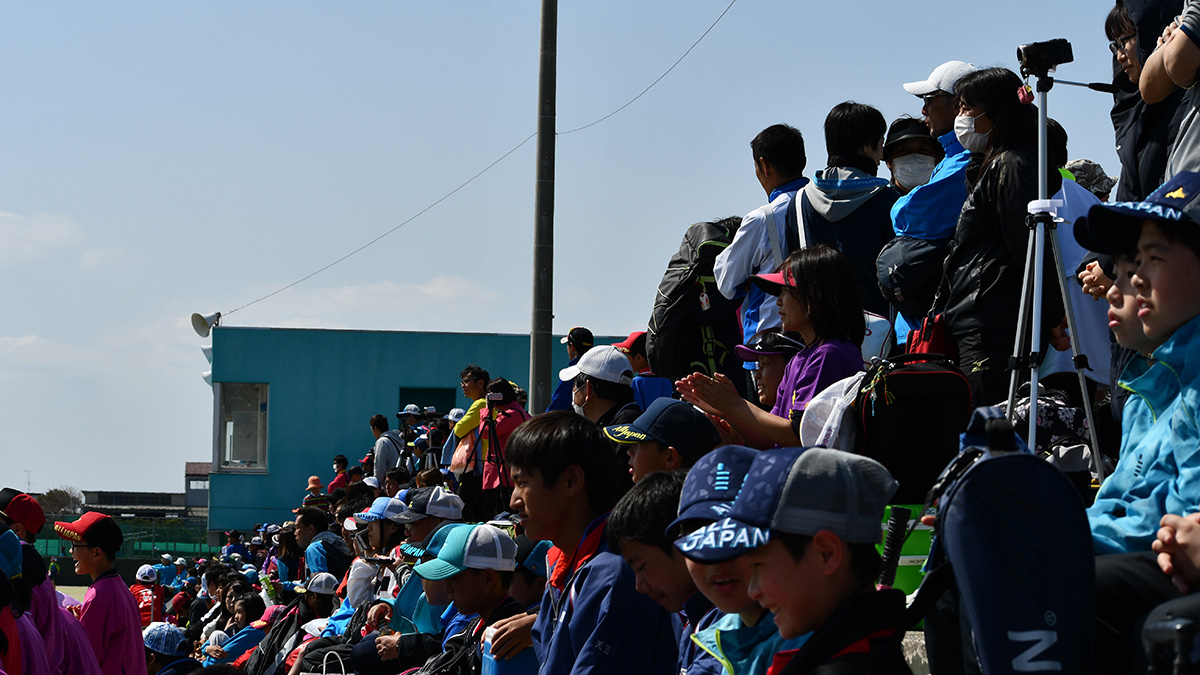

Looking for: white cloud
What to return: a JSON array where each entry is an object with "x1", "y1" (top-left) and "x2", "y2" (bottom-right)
[
  {"x1": 0, "y1": 211, "x2": 83, "y2": 268},
  {"x1": 79, "y1": 247, "x2": 122, "y2": 268}
]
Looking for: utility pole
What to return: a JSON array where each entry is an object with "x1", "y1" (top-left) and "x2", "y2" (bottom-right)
[
  {"x1": 529, "y1": 0, "x2": 557, "y2": 412},
  {"x1": 24, "y1": 470, "x2": 31, "y2": 493}
]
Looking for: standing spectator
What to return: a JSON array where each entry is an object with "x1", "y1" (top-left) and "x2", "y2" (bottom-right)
[
  {"x1": 451, "y1": 364, "x2": 491, "y2": 516},
  {"x1": 1113, "y1": 0, "x2": 1187, "y2": 196},
  {"x1": 545, "y1": 327, "x2": 594, "y2": 412},
  {"x1": 328, "y1": 454, "x2": 350, "y2": 492},
  {"x1": 793, "y1": 101, "x2": 898, "y2": 316},
  {"x1": 613, "y1": 331, "x2": 675, "y2": 410},
  {"x1": 560, "y1": 346, "x2": 639, "y2": 427},
  {"x1": 370, "y1": 414, "x2": 406, "y2": 486},
  {"x1": 882, "y1": 117, "x2": 944, "y2": 196},
  {"x1": 714, "y1": 124, "x2": 809, "y2": 351},
  {"x1": 54, "y1": 511, "x2": 147, "y2": 675},
  {"x1": 293, "y1": 477, "x2": 329, "y2": 513},
  {"x1": 478, "y1": 378, "x2": 531, "y2": 519},
  {"x1": 941, "y1": 67, "x2": 1063, "y2": 406}
]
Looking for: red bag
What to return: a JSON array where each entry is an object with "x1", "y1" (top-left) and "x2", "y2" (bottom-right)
[{"x1": 907, "y1": 312, "x2": 956, "y2": 360}]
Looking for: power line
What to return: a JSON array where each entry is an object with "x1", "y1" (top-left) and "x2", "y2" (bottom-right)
[{"x1": 225, "y1": 0, "x2": 739, "y2": 317}]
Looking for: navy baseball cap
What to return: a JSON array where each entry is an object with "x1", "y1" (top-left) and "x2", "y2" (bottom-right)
[
  {"x1": 677, "y1": 447, "x2": 897, "y2": 563},
  {"x1": 603, "y1": 398, "x2": 720, "y2": 459},
  {"x1": 733, "y1": 331, "x2": 805, "y2": 362},
  {"x1": 666, "y1": 445, "x2": 758, "y2": 539},
  {"x1": 1074, "y1": 171, "x2": 1200, "y2": 254}
]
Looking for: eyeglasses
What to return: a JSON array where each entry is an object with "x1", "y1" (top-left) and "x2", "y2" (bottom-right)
[
  {"x1": 460, "y1": 379, "x2": 475, "y2": 386},
  {"x1": 71, "y1": 542, "x2": 96, "y2": 550},
  {"x1": 1109, "y1": 33, "x2": 1136, "y2": 55},
  {"x1": 922, "y1": 93, "x2": 953, "y2": 105}
]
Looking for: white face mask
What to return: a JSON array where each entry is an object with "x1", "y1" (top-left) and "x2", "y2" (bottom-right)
[
  {"x1": 571, "y1": 403, "x2": 587, "y2": 417},
  {"x1": 954, "y1": 113, "x2": 991, "y2": 153},
  {"x1": 891, "y1": 154, "x2": 938, "y2": 190}
]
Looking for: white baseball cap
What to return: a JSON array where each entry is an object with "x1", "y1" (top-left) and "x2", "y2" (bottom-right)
[
  {"x1": 174, "y1": 557, "x2": 186, "y2": 566},
  {"x1": 160, "y1": 553, "x2": 172, "y2": 563},
  {"x1": 363, "y1": 476, "x2": 381, "y2": 489},
  {"x1": 445, "y1": 408, "x2": 466, "y2": 423},
  {"x1": 136, "y1": 564, "x2": 157, "y2": 582},
  {"x1": 903, "y1": 60, "x2": 977, "y2": 96},
  {"x1": 401, "y1": 403, "x2": 422, "y2": 417},
  {"x1": 559, "y1": 345, "x2": 634, "y2": 385}
]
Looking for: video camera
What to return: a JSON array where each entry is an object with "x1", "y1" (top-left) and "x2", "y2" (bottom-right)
[{"x1": 1017, "y1": 38, "x2": 1073, "y2": 78}]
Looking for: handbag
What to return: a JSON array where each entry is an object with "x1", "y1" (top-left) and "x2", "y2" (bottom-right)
[
  {"x1": 906, "y1": 261, "x2": 956, "y2": 360},
  {"x1": 300, "y1": 649, "x2": 348, "y2": 675}
]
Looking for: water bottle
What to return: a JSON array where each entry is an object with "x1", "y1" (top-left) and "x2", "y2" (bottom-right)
[{"x1": 481, "y1": 626, "x2": 539, "y2": 675}]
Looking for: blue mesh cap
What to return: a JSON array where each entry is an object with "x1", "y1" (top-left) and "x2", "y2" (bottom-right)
[
  {"x1": 666, "y1": 445, "x2": 759, "y2": 538},
  {"x1": 143, "y1": 622, "x2": 188, "y2": 656},
  {"x1": 674, "y1": 447, "x2": 804, "y2": 563},
  {"x1": 1075, "y1": 170, "x2": 1200, "y2": 254}
]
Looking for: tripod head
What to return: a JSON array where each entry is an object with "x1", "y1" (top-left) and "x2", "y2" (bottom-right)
[{"x1": 1017, "y1": 39, "x2": 1073, "y2": 79}]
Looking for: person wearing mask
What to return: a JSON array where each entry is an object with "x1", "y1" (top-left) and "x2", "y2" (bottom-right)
[
  {"x1": 876, "y1": 62, "x2": 978, "y2": 348},
  {"x1": 545, "y1": 327, "x2": 594, "y2": 412},
  {"x1": 942, "y1": 67, "x2": 1065, "y2": 407}
]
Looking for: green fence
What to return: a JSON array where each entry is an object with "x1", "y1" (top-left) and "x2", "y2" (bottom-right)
[{"x1": 35, "y1": 514, "x2": 218, "y2": 560}]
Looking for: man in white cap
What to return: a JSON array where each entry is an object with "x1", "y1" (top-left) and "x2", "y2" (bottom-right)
[
  {"x1": 131, "y1": 564, "x2": 164, "y2": 628},
  {"x1": 884, "y1": 60, "x2": 978, "y2": 343},
  {"x1": 559, "y1": 345, "x2": 641, "y2": 428},
  {"x1": 151, "y1": 552, "x2": 176, "y2": 589}
]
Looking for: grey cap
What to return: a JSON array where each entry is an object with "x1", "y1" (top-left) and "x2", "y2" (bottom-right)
[{"x1": 769, "y1": 448, "x2": 898, "y2": 543}]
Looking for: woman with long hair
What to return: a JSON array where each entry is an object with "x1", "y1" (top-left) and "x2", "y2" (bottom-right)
[{"x1": 940, "y1": 67, "x2": 1064, "y2": 406}]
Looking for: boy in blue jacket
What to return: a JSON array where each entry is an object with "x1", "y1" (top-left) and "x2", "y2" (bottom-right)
[
  {"x1": 504, "y1": 411, "x2": 678, "y2": 675},
  {"x1": 671, "y1": 446, "x2": 807, "y2": 675}
]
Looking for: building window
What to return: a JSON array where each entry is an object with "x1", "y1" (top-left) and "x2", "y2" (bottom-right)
[
  {"x1": 188, "y1": 479, "x2": 209, "y2": 491},
  {"x1": 216, "y1": 382, "x2": 268, "y2": 472}
]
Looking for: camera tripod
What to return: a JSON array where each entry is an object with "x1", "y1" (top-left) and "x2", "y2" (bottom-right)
[{"x1": 1006, "y1": 54, "x2": 1106, "y2": 482}]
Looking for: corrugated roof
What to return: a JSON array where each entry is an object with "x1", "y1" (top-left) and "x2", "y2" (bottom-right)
[{"x1": 185, "y1": 462, "x2": 212, "y2": 476}]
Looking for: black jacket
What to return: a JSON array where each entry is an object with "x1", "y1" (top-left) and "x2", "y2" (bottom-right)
[
  {"x1": 942, "y1": 148, "x2": 1063, "y2": 350},
  {"x1": 1112, "y1": 0, "x2": 1186, "y2": 201},
  {"x1": 776, "y1": 588, "x2": 912, "y2": 675}
]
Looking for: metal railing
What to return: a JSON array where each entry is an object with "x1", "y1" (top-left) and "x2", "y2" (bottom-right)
[{"x1": 35, "y1": 514, "x2": 217, "y2": 560}]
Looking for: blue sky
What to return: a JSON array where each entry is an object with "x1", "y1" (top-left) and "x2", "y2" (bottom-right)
[{"x1": 1, "y1": 1, "x2": 1125, "y2": 493}]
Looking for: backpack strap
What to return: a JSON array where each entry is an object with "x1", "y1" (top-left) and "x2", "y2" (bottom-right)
[{"x1": 763, "y1": 200, "x2": 785, "y2": 272}]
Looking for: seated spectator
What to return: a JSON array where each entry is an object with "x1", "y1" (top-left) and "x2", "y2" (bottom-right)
[
  {"x1": 393, "y1": 487, "x2": 465, "y2": 558},
  {"x1": 683, "y1": 447, "x2": 906, "y2": 671},
  {"x1": 242, "y1": 573, "x2": 339, "y2": 675},
  {"x1": 200, "y1": 593, "x2": 267, "y2": 666},
  {"x1": 152, "y1": 552, "x2": 178, "y2": 589},
  {"x1": 503, "y1": 412, "x2": 678, "y2": 675},
  {"x1": 510, "y1": 534, "x2": 550, "y2": 612},
  {"x1": 609, "y1": 471, "x2": 721, "y2": 675},
  {"x1": 384, "y1": 468, "x2": 407, "y2": 498},
  {"x1": 733, "y1": 331, "x2": 805, "y2": 409},
  {"x1": 671, "y1": 446, "x2": 806, "y2": 675},
  {"x1": 414, "y1": 468, "x2": 445, "y2": 489},
  {"x1": 677, "y1": 245, "x2": 865, "y2": 448},
  {"x1": 614, "y1": 331, "x2": 675, "y2": 409},
  {"x1": 408, "y1": 524, "x2": 527, "y2": 672},
  {"x1": 603, "y1": 398, "x2": 721, "y2": 482},
  {"x1": 54, "y1": 511, "x2": 146, "y2": 675},
  {"x1": 546, "y1": 327, "x2": 594, "y2": 412},
  {"x1": 130, "y1": 564, "x2": 164, "y2": 627},
  {"x1": 560, "y1": 346, "x2": 640, "y2": 426},
  {"x1": 143, "y1": 622, "x2": 201, "y2": 675},
  {"x1": 293, "y1": 507, "x2": 353, "y2": 584}
]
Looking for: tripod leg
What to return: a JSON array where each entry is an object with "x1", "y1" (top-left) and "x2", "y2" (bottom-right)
[
  {"x1": 1027, "y1": 222, "x2": 1047, "y2": 444},
  {"x1": 1007, "y1": 224, "x2": 1039, "y2": 418},
  {"x1": 1047, "y1": 221, "x2": 1107, "y2": 483}
]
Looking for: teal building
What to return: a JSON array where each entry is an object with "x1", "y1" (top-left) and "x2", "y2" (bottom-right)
[{"x1": 204, "y1": 326, "x2": 618, "y2": 536}]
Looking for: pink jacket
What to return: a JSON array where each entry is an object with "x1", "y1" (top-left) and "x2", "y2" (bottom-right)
[
  {"x1": 80, "y1": 571, "x2": 146, "y2": 675},
  {"x1": 55, "y1": 608, "x2": 100, "y2": 675},
  {"x1": 27, "y1": 576, "x2": 62, "y2": 675},
  {"x1": 16, "y1": 614, "x2": 49, "y2": 675}
]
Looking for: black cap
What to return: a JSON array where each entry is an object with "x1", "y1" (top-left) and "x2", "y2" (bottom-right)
[
  {"x1": 883, "y1": 118, "x2": 943, "y2": 162},
  {"x1": 560, "y1": 327, "x2": 594, "y2": 350}
]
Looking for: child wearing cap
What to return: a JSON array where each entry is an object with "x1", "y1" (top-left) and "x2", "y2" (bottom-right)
[
  {"x1": 509, "y1": 534, "x2": 550, "y2": 612},
  {"x1": 500, "y1": 412, "x2": 678, "y2": 675},
  {"x1": 408, "y1": 524, "x2": 527, "y2": 672},
  {"x1": 143, "y1": 622, "x2": 200, "y2": 675},
  {"x1": 55, "y1": 511, "x2": 149, "y2": 675},
  {"x1": 0, "y1": 488, "x2": 68, "y2": 675},
  {"x1": 671, "y1": 447, "x2": 807, "y2": 675},
  {"x1": 131, "y1": 564, "x2": 164, "y2": 627},
  {"x1": 1073, "y1": 173, "x2": 1200, "y2": 555},
  {"x1": 684, "y1": 448, "x2": 908, "y2": 672},
  {"x1": 733, "y1": 331, "x2": 806, "y2": 409},
  {"x1": 607, "y1": 471, "x2": 722, "y2": 675},
  {"x1": 604, "y1": 397, "x2": 721, "y2": 483}
]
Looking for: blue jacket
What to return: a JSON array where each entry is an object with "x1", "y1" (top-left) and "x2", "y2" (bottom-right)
[
  {"x1": 889, "y1": 132, "x2": 971, "y2": 240},
  {"x1": 203, "y1": 624, "x2": 266, "y2": 666},
  {"x1": 546, "y1": 357, "x2": 580, "y2": 412},
  {"x1": 1089, "y1": 313, "x2": 1200, "y2": 553},
  {"x1": 532, "y1": 519, "x2": 679, "y2": 675},
  {"x1": 633, "y1": 375, "x2": 675, "y2": 411},
  {"x1": 152, "y1": 563, "x2": 176, "y2": 589},
  {"x1": 676, "y1": 593, "x2": 722, "y2": 675},
  {"x1": 691, "y1": 612, "x2": 809, "y2": 675}
]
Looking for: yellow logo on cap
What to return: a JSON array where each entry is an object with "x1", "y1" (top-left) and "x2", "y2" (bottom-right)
[{"x1": 1167, "y1": 187, "x2": 1187, "y2": 199}]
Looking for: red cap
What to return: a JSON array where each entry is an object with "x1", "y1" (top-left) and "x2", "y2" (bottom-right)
[
  {"x1": 612, "y1": 331, "x2": 647, "y2": 354},
  {"x1": 751, "y1": 270, "x2": 795, "y2": 296},
  {"x1": 54, "y1": 511, "x2": 123, "y2": 552},
  {"x1": 0, "y1": 492, "x2": 46, "y2": 536}
]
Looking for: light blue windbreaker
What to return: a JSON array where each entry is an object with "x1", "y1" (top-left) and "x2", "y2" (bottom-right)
[
  {"x1": 690, "y1": 611, "x2": 810, "y2": 675},
  {"x1": 888, "y1": 131, "x2": 971, "y2": 239},
  {"x1": 1088, "y1": 313, "x2": 1200, "y2": 554}
]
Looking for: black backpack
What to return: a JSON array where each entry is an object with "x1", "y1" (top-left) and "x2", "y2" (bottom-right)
[
  {"x1": 646, "y1": 217, "x2": 746, "y2": 392},
  {"x1": 853, "y1": 353, "x2": 972, "y2": 503}
]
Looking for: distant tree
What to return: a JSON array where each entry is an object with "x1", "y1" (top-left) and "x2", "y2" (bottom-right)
[{"x1": 39, "y1": 486, "x2": 84, "y2": 515}]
